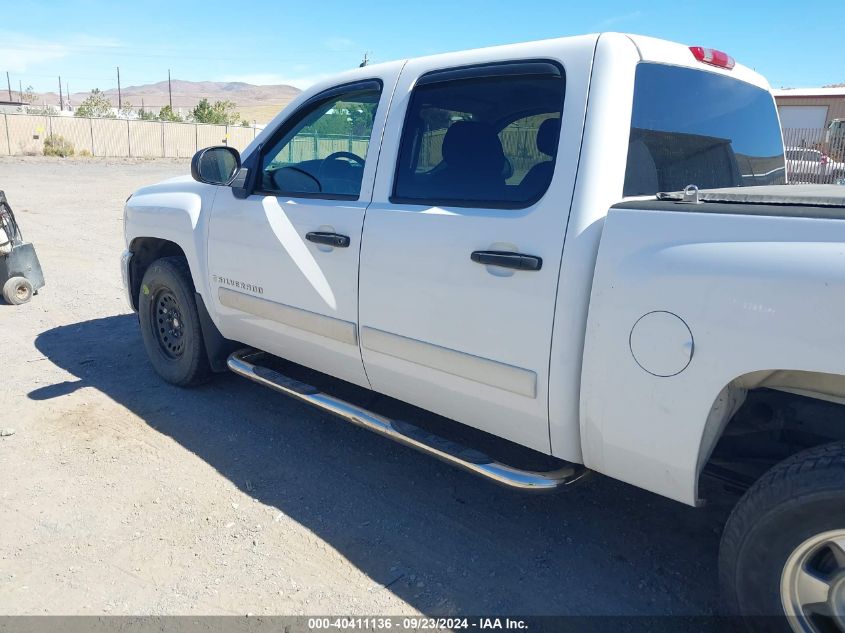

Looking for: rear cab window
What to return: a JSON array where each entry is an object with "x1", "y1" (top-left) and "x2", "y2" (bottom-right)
[
  {"x1": 624, "y1": 63, "x2": 785, "y2": 196},
  {"x1": 392, "y1": 61, "x2": 565, "y2": 209}
]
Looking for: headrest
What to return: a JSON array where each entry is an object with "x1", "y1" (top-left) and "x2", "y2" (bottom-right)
[
  {"x1": 441, "y1": 121, "x2": 505, "y2": 171},
  {"x1": 537, "y1": 118, "x2": 560, "y2": 156}
]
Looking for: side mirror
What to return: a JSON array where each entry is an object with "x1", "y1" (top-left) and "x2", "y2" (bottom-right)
[{"x1": 191, "y1": 146, "x2": 241, "y2": 185}]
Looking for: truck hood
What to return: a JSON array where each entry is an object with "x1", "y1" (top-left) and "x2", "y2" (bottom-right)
[{"x1": 131, "y1": 174, "x2": 207, "y2": 198}]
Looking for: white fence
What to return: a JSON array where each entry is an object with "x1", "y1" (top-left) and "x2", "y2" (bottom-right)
[{"x1": 0, "y1": 113, "x2": 260, "y2": 158}]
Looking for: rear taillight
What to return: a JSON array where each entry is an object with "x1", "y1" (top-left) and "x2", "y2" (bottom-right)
[{"x1": 690, "y1": 46, "x2": 736, "y2": 70}]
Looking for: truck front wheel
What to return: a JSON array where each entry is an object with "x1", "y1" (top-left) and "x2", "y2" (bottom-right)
[
  {"x1": 720, "y1": 441, "x2": 845, "y2": 632},
  {"x1": 138, "y1": 256, "x2": 210, "y2": 387}
]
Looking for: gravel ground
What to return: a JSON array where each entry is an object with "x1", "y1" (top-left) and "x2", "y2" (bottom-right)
[{"x1": 0, "y1": 156, "x2": 737, "y2": 616}]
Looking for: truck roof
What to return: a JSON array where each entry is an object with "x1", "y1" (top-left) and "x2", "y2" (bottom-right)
[{"x1": 316, "y1": 32, "x2": 767, "y2": 98}]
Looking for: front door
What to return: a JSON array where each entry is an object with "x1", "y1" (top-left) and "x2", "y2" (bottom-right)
[{"x1": 207, "y1": 73, "x2": 397, "y2": 387}]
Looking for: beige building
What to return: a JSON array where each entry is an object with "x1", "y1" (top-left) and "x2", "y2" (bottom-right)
[{"x1": 773, "y1": 87, "x2": 845, "y2": 130}]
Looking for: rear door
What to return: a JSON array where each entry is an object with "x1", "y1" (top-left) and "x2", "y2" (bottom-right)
[{"x1": 358, "y1": 41, "x2": 594, "y2": 452}]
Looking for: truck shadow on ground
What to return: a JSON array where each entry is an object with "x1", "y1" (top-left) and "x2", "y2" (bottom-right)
[{"x1": 32, "y1": 315, "x2": 736, "y2": 618}]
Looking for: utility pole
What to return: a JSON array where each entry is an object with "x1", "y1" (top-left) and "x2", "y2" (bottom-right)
[
  {"x1": 58, "y1": 76, "x2": 63, "y2": 110},
  {"x1": 18, "y1": 80, "x2": 22, "y2": 101},
  {"x1": 6, "y1": 72, "x2": 11, "y2": 100},
  {"x1": 168, "y1": 69, "x2": 173, "y2": 108},
  {"x1": 117, "y1": 66, "x2": 122, "y2": 110}
]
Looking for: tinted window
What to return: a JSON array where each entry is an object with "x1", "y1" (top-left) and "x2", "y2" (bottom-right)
[
  {"x1": 624, "y1": 63, "x2": 785, "y2": 196},
  {"x1": 260, "y1": 84, "x2": 381, "y2": 199},
  {"x1": 393, "y1": 63, "x2": 565, "y2": 208}
]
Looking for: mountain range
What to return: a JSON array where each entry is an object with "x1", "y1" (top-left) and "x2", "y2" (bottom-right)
[{"x1": 35, "y1": 79, "x2": 302, "y2": 123}]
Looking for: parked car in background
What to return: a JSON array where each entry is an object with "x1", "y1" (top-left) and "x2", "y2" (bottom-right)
[{"x1": 785, "y1": 146, "x2": 845, "y2": 183}]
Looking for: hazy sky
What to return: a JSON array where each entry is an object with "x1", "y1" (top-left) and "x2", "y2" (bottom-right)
[{"x1": 2, "y1": 0, "x2": 839, "y2": 101}]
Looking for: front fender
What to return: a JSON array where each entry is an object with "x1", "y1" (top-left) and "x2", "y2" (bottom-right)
[{"x1": 124, "y1": 176, "x2": 218, "y2": 300}]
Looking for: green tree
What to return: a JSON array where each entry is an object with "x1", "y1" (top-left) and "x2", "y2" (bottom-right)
[
  {"x1": 158, "y1": 105, "x2": 182, "y2": 122},
  {"x1": 75, "y1": 89, "x2": 115, "y2": 118},
  {"x1": 137, "y1": 108, "x2": 158, "y2": 121},
  {"x1": 350, "y1": 102, "x2": 376, "y2": 136},
  {"x1": 191, "y1": 98, "x2": 241, "y2": 125},
  {"x1": 302, "y1": 100, "x2": 376, "y2": 138},
  {"x1": 119, "y1": 100, "x2": 134, "y2": 119}
]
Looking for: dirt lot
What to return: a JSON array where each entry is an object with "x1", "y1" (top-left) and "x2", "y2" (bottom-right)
[{"x1": 0, "y1": 156, "x2": 736, "y2": 616}]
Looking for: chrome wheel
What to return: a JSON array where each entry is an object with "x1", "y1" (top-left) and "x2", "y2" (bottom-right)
[
  {"x1": 782, "y1": 529, "x2": 845, "y2": 632},
  {"x1": 152, "y1": 289, "x2": 185, "y2": 359}
]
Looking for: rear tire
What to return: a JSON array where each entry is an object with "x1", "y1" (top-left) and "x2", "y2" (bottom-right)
[
  {"x1": 2, "y1": 276, "x2": 33, "y2": 305},
  {"x1": 138, "y1": 256, "x2": 210, "y2": 387},
  {"x1": 719, "y1": 441, "x2": 845, "y2": 632}
]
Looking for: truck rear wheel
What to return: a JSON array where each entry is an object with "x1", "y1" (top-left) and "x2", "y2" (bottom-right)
[
  {"x1": 719, "y1": 441, "x2": 845, "y2": 632},
  {"x1": 138, "y1": 256, "x2": 210, "y2": 387}
]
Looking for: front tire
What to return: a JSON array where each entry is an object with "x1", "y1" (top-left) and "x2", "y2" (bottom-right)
[
  {"x1": 719, "y1": 441, "x2": 845, "y2": 632},
  {"x1": 138, "y1": 256, "x2": 210, "y2": 387}
]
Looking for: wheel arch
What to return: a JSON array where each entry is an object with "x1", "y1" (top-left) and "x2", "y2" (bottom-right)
[
  {"x1": 127, "y1": 237, "x2": 187, "y2": 311},
  {"x1": 697, "y1": 369, "x2": 845, "y2": 497},
  {"x1": 130, "y1": 239, "x2": 236, "y2": 373}
]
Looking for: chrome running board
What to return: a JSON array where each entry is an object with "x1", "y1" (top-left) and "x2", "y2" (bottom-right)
[{"x1": 227, "y1": 349, "x2": 586, "y2": 491}]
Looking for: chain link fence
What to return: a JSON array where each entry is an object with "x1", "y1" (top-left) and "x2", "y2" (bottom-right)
[
  {"x1": 782, "y1": 127, "x2": 845, "y2": 184},
  {"x1": 0, "y1": 113, "x2": 259, "y2": 158}
]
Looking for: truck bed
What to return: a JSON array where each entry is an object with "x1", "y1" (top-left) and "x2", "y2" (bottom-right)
[{"x1": 615, "y1": 184, "x2": 845, "y2": 219}]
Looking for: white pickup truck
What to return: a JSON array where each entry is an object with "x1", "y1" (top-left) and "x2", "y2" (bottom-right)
[{"x1": 122, "y1": 33, "x2": 845, "y2": 630}]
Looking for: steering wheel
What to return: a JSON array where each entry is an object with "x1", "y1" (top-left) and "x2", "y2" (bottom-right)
[
  {"x1": 318, "y1": 151, "x2": 365, "y2": 179},
  {"x1": 322, "y1": 151, "x2": 365, "y2": 167}
]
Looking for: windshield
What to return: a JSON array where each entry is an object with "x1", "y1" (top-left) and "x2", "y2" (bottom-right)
[{"x1": 623, "y1": 63, "x2": 785, "y2": 196}]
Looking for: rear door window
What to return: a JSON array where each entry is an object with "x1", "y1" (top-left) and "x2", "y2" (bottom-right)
[
  {"x1": 392, "y1": 61, "x2": 565, "y2": 209},
  {"x1": 624, "y1": 63, "x2": 785, "y2": 196}
]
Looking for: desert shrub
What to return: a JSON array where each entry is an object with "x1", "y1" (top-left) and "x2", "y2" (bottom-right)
[
  {"x1": 78, "y1": 149, "x2": 92, "y2": 157},
  {"x1": 43, "y1": 135, "x2": 75, "y2": 157}
]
